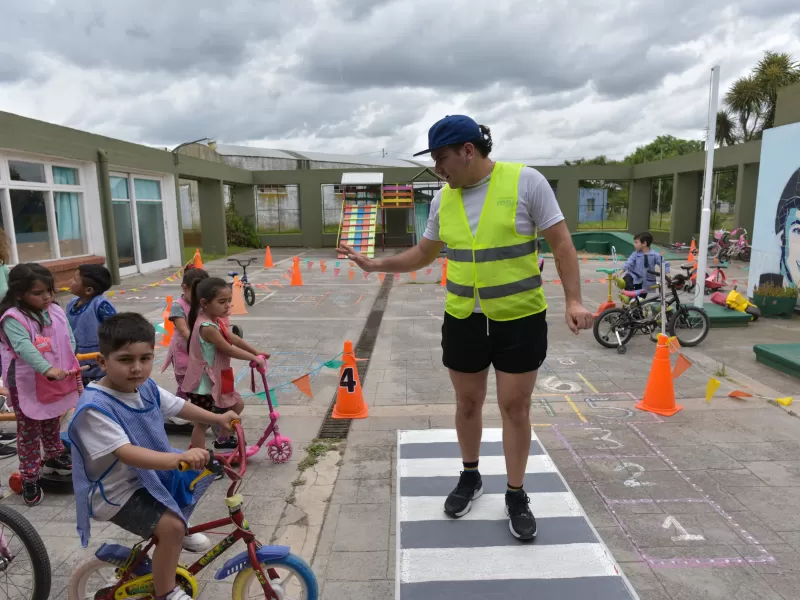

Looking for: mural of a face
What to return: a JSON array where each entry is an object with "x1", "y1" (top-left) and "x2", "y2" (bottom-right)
[{"x1": 779, "y1": 206, "x2": 800, "y2": 285}]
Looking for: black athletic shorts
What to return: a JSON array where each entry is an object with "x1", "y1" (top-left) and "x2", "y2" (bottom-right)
[{"x1": 441, "y1": 310, "x2": 548, "y2": 374}]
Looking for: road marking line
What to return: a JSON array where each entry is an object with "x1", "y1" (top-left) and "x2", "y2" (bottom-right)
[
  {"x1": 577, "y1": 372, "x2": 599, "y2": 393},
  {"x1": 565, "y1": 395, "x2": 588, "y2": 423}
]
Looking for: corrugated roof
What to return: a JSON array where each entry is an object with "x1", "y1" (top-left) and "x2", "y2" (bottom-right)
[
  {"x1": 341, "y1": 172, "x2": 384, "y2": 185},
  {"x1": 213, "y1": 143, "x2": 426, "y2": 167}
]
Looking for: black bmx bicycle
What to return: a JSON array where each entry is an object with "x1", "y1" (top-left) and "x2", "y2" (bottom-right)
[{"x1": 593, "y1": 272, "x2": 710, "y2": 354}]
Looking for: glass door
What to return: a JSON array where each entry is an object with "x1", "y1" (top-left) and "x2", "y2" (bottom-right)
[{"x1": 110, "y1": 173, "x2": 169, "y2": 276}]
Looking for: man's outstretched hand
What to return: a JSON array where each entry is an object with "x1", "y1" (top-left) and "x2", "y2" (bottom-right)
[
  {"x1": 338, "y1": 242, "x2": 378, "y2": 272},
  {"x1": 565, "y1": 301, "x2": 594, "y2": 335}
]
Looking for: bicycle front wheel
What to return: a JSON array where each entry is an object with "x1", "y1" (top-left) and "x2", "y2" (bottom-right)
[
  {"x1": 0, "y1": 504, "x2": 51, "y2": 600},
  {"x1": 231, "y1": 552, "x2": 318, "y2": 600},
  {"x1": 244, "y1": 285, "x2": 256, "y2": 306},
  {"x1": 668, "y1": 306, "x2": 710, "y2": 347}
]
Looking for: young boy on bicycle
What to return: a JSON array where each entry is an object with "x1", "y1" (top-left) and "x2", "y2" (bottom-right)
[
  {"x1": 69, "y1": 313, "x2": 240, "y2": 600},
  {"x1": 622, "y1": 231, "x2": 664, "y2": 296}
]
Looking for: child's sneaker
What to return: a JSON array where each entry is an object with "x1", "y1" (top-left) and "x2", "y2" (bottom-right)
[
  {"x1": 213, "y1": 436, "x2": 238, "y2": 450},
  {"x1": 43, "y1": 453, "x2": 72, "y2": 476},
  {"x1": 23, "y1": 479, "x2": 43, "y2": 507},
  {"x1": 182, "y1": 532, "x2": 212, "y2": 553}
]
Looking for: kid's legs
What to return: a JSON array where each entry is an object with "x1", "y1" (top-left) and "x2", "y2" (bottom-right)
[
  {"x1": 152, "y1": 511, "x2": 187, "y2": 598},
  {"x1": 9, "y1": 387, "x2": 70, "y2": 505}
]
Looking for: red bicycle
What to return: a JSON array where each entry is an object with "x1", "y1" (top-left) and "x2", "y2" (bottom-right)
[{"x1": 67, "y1": 422, "x2": 318, "y2": 600}]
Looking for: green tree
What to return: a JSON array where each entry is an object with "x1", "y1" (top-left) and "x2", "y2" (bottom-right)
[
  {"x1": 623, "y1": 135, "x2": 704, "y2": 165},
  {"x1": 723, "y1": 51, "x2": 800, "y2": 142},
  {"x1": 715, "y1": 110, "x2": 738, "y2": 146}
]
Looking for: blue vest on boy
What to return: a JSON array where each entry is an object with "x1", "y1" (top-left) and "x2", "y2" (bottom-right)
[
  {"x1": 69, "y1": 379, "x2": 189, "y2": 548},
  {"x1": 67, "y1": 296, "x2": 112, "y2": 381}
]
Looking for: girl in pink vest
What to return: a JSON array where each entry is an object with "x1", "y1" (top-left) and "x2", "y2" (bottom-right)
[
  {"x1": 181, "y1": 277, "x2": 268, "y2": 451},
  {"x1": 0, "y1": 264, "x2": 81, "y2": 506},
  {"x1": 161, "y1": 266, "x2": 209, "y2": 398}
]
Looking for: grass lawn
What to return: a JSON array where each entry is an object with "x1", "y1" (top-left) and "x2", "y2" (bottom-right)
[
  {"x1": 182, "y1": 245, "x2": 255, "y2": 265},
  {"x1": 577, "y1": 218, "x2": 628, "y2": 230}
]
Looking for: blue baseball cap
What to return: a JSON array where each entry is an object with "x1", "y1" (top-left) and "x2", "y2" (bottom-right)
[{"x1": 413, "y1": 115, "x2": 482, "y2": 157}]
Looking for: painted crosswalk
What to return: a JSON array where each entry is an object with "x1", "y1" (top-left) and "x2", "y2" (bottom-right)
[{"x1": 396, "y1": 428, "x2": 639, "y2": 600}]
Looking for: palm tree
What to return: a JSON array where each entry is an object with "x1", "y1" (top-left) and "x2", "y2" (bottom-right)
[
  {"x1": 724, "y1": 74, "x2": 765, "y2": 142},
  {"x1": 755, "y1": 51, "x2": 800, "y2": 129},
  {"x1": 715, "y1": 110, "x2": 738, "y2": 146}
]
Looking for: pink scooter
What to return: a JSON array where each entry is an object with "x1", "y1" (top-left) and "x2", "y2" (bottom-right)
[{"x1": 215, "y1": 358, "x2": 293, "y2": 464}]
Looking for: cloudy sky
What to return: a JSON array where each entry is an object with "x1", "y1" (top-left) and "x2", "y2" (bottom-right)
[{"x1": 2, "y1": 0, "x2": 800, "y2": 165}]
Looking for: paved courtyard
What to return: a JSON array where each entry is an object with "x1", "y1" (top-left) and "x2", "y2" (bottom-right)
[{"x1": 2, "y1": 248, "x2": 799, "y2": 599}]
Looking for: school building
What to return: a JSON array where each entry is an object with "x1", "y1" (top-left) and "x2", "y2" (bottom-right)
[{"x1": 1, "y1": 81, "x2": 798, "y2": 286}]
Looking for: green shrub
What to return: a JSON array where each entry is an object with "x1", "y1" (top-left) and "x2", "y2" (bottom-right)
[
  {"x1": 753, "y1": 283, "x2": 799, "y2": 298},
  {"x1": 226, "y1": 203, "x2": 261, "y2": 248}
]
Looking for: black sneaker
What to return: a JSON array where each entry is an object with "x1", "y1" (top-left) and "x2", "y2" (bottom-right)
[
  {"x1": 0, "y1": 431, "x2": 16, "y2": 444},
  {"x1": 213, "y1": 436, "x2": 238, "y2": 450},
  {"x1": 43, "y1": 453, "x2": 72, "y2": 476},
  {"x1": 444, "y1": 471, "x2": 483, "y2": 517},
  {"x1": 23, "y1": 480, "x2": 43, "y2": 507},
  {"x1": 505, "y1": 489, "x2": 537, "y2": 541},
  {"x1": 0, "y1": 444, "x2": 16, "y2": 459}
]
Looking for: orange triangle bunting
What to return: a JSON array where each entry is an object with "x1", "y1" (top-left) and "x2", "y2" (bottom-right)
[
  {"x1": 292, "y1": 374, "x2": 313, "y2": 398},
  {"x1": 673, "y1": 353, "x2": 692, "y2": 379}
]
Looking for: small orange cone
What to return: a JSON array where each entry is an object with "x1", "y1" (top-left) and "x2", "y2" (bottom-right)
[
  {"x1": 160, "y1": 296, "x2": 174, "y2": 347},
  {"x1": 230, "y1": 276, "x2": 248, "y2": 315},
  {"x1": 290, "y1": 256, "x2": 304, "y2": 287},
  {"x1": 332, "y1": 340, "x2": 368, "y2": 419},
  {"x1": 264, "y1": 247, "x2": 274, "y2": 268},
  {"x1": 636, "y1": 333, "x2": 683, "y2": 416},
  {"x1": 440, "y1": 258, "x2": 448, "y2": 287},
  {"x1": 193, "y1": 249, "x2": 203, "y2": 269}
]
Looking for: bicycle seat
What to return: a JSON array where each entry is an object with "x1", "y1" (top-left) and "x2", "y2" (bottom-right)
[
  {"x1": 596, "y1": 268, "x2": 616, "y2": 274},
  {"x1": 681, "y1": 263, "x2": 695, "y2": 270},
  {"x1": 622, "y1": 289, "x2": 648, "y2": 298},
  {"x1": 228, "y1": 271, "x2": 239, "y2": 277}
]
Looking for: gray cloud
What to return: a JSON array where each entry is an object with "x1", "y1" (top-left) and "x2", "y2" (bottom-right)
[{"x1": 1, "y1": 0, "x2": 800, "y2": 164}]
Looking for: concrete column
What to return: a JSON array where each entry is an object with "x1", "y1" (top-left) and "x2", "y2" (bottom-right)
[
  {"x1": 556, "y1": 178, "x2": 579, "y2": 231},
  {"x1": 734, "y1": 163, "x2": 760, "y2": 233},
  {"x1": 671, "y1": 172, "x2": 701, "y2": 243},
  {"x1": 628, "y1": 178, "x2": 651, "y2": 234},
  {"x1": 231, "y1": 184, "x2": 256, "y2": 222},
  {"x1": 197, "y1": 178, "x2": 228, "y2": 256}
]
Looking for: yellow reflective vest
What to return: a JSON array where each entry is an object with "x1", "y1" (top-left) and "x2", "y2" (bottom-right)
[{"x1": 439, "y1": 162, "x2": 547, "y2": 321}]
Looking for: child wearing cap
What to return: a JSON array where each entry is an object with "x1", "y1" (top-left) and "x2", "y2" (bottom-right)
[{"x1": 67, "y1": 265, "x2": 117, "y2": 387}]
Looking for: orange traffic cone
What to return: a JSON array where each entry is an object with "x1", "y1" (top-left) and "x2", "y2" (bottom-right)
[
  {"x1": 264, "y1": 246, "x2": 274, "y2": 268},
  {"x1": 636, "y1": 333, "x2": 683, "y2": 416},
  {"x1": 193, "y1": 248, "x2": 204, "y2": 269},
  {"x1": 440, "y1": 258, "x2": 447, "y2": 287},
  {"x1": 290, "y1": 256, "x2": 304, "y2": 287},
  {"x1": 332, "y1": 340, "x2": 368, "y2": 419},
  {"x1": 160, "y1": 296, "x2": 174, "y2": 347},
  {"x1": 230, "y1": 276, "x2": 248, "y2": 315}
]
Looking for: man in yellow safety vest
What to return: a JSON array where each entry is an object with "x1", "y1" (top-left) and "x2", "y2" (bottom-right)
[{"x1": 339, "y1": 115, "x2": 593, "y2": 541}]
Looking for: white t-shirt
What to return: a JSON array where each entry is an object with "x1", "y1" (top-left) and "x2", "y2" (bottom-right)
[
  {"x1": 70, "y1": 383, "x2": 185, "y2": 521},
  {"x1": 423, "y1": 165, "x2": 564, "y2": 312}
]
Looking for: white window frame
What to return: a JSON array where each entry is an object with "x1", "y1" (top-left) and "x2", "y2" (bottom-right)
[
  {"x1": 110, "y1": 171, "x2": 171, "y2": 277},
  {"x1": 0, "y1": 152, "x2": 90, "y2": 265}
]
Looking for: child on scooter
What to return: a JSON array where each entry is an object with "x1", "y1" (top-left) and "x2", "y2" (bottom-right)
[
  {"x1": 67, "y1": 264, "x2": 116, "y2": 387},
  {"x1": 182, "y1": 277, "x2": 268, "y2": 451},
  {"x1": 69, "y1": 312, "x2": 240, "y2": 600},
  {"x1": 0, "y1": 264, "x2": 79, "y2": 506},
  {"x1": 161, "y1": 265, "x2": 209, "y2": 398}
]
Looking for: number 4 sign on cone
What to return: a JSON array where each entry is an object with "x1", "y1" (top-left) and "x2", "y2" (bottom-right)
[{"x1": 332, "y1": 340, "x2": 369, "y2": 419}]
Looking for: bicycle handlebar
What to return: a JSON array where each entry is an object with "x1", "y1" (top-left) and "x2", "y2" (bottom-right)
[
  {"x1": 228, "y1": 258, "x2": 256, "y2": 267},
  {"x1": 177, "y1": 421, "x2": 247, "y2": 483},
  {"x1": 76, "y1": 352, "x2": 100, "y2": 361}
]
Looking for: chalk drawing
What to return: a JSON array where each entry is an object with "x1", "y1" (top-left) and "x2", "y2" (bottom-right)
[
  {"x1": 541, "y1": 376, "x2": 581, "y2": 393},
  {"x1": 557, "y1": 357, "x2": 576, "y2": 366},
  {"x1": 615, "y1": 462, "x2": 654, "y2": 488},
  {"x1": 584, "y1": 398, "x2": 634, "y2": 420},
  {"x1": 586, "y1": 427, "x2": 623, "y2": 450},
  {"x1": 662, "y1": 516, "x2": 705, "y2": 542}
]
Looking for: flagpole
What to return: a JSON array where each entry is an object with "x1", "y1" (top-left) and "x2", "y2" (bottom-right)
[{"x1": 695, "y1": 65, "x2": 721, "y2": 307}]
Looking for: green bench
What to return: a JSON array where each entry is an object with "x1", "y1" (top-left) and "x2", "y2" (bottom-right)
[{"x1": 753, "y1": 344, "x2": 800, "y2": 379}]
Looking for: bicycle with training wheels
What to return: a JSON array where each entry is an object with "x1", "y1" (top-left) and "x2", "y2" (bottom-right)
[
  {"x1": 67, "y1": 421, "x2": 318, "y2": 600},
  {"x1": 593, "y1": 271, "x2": 710, "y2": 353},
  {"x1": 228, "y1": 257, "x2": 257, "y2": 307}
]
